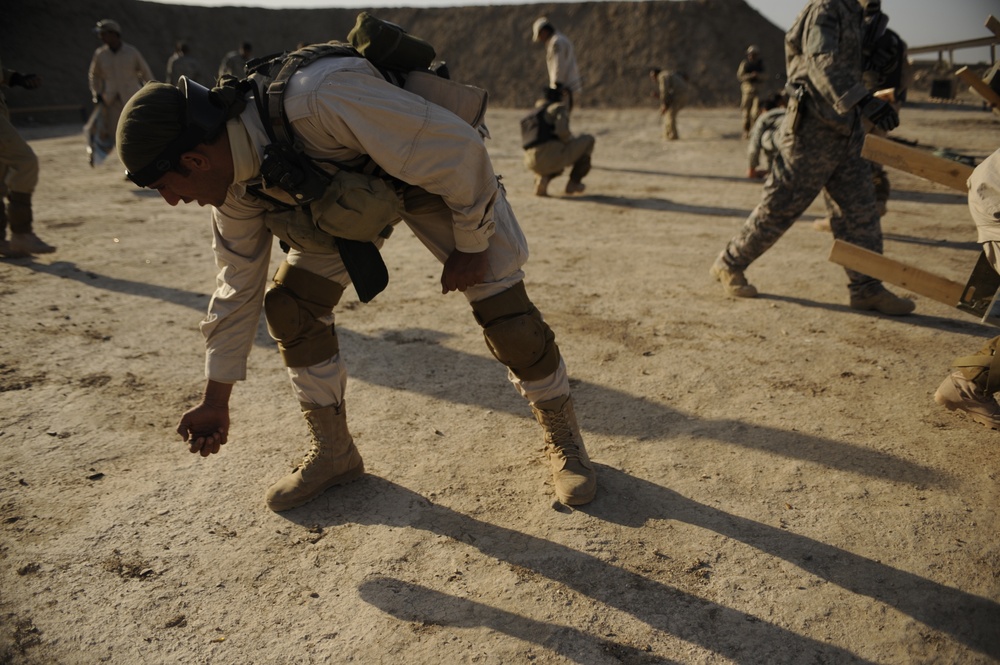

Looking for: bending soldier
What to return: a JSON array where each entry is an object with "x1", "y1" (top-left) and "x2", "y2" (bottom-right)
[
  {"x1": 116, "y1": 46, "x2": 597, "y2": 511},
  {"x1": 935, "y1": 149, "x2": 1000, "y2": 429}
]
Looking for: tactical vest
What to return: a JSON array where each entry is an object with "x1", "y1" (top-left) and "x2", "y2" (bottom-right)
[
  {"x1": 227, "y1": 42, "x2": 408, "y2": 303},
  {"x1": 223, "y1": 27, "x2": 487, "y2": 303}
]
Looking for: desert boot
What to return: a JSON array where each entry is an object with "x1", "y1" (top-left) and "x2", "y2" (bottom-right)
[
  {"x1": 849, "y1": 286, "x2": 914, "y2": 316},
  {"x1": 265, "y1": 401, "x2": 365, "y2": 512},
  {"x1": 934, "y1": 370, "x2": 1000, "y2": 430},
  {"x1": 532, "y1": 395, "x2": 596, "y2": 505},
  {"x1": 710, "y1": 257, "x2": 757, "y2": 298}
]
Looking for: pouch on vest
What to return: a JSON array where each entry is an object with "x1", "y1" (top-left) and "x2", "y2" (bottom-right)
[
  {"x1": 348, "y1": 12, "x2": 436, "y2": 71},
  {"x1": 402, "y1": 70, "x2": 489, "y2": 128},
  {"x1": 308, "y1": 169, "x2": 403, "y2": 243}
]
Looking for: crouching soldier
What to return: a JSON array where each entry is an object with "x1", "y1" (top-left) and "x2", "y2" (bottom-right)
[
  {"x1": 116, "y1": 44, "x2": 597, "y2": 510},
  {"x1": 521, "y1": 86, "x2": 595, "y2": 197}
]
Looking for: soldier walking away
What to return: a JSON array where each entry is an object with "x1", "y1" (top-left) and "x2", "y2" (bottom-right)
[
  {"x1": 218, "y1": 42, "x2": 252, "y2": 79},
  {"x1": 710, "y1": 0, "x2": 914, "y2": 316},
  {"x1": 116, "y1": 46, "x2": 597, "y2": 511},
  {"x1": 649, "y1": 68, "x2": 690, "y2": 141},
  {"x1": 935, "y1": 148, "x2": 1000, "y2": 429},
  {"x1": 166, "y1": 41, "x2": 206, "y2": 87},
  {"x1": 737, "y1": 45, "x2": 765, "y2": 138},
  {"x1": 531, "y1": 17, "x2": 583, "y2": 110},
  {"x1": 85, "y1": 19, "x2": 153, "y2": 167},
  {"x1": 522, "y1": 86, "x2": 595, "y2": 196},
  {"x1": 0, "y1": 57, "x2": 55, "y2": 257}
]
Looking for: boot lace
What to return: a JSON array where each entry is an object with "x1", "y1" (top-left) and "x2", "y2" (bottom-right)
[{"x1": 541, "y1": 410, "x2": 582, "y2": 461}]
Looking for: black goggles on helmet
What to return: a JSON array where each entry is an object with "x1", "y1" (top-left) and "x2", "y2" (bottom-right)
[{"x1": 125, "y1": 76, "x2": 228, "y2": 188}]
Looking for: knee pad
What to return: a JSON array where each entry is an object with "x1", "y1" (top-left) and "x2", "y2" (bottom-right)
[
  {"x1": 471, "y1": 281, "x2": 561, "y2": 381},
  {"x1": 264, "y1": 262, "x2": 345, "y2": 367}
]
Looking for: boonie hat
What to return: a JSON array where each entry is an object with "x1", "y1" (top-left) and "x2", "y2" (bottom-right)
[{"x1": 95, "y1": 19, "x2": 122, "y2": 35}]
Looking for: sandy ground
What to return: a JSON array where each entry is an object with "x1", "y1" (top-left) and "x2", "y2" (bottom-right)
[{"x1": 1, "y1": 103, "x2": 999, "y2": 664}]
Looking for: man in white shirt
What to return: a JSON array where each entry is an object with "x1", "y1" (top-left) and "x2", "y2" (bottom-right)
[
  {"x1": 86, "y1": 19, "x2": 153, "y2": 164},
  {"x1": 531, "y1": 17, "x2": 583, "y2": 109}
]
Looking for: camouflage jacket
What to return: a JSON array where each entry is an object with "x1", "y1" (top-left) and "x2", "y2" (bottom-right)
[{"x1": 784, "y1": 0, "x2": 869, "y2": 135}]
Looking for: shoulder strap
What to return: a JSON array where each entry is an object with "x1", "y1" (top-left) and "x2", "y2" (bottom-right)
[{"x1": 252, "y1": 42, "x2": 361, "y2": 147}]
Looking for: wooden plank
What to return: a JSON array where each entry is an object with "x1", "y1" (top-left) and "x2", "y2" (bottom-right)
[
  {"x1": 861, "y1": 134, "x2": 974, "y2": 192},
  {"x1": 955, "y1": 66, "x2": 1000, "y2": 108},
  {"x1": 828, "y1": 240, "x2": 965, "y2": 306},
  {"x1": 986, "y1": 15, "x2": 1000, "y2": 38}
]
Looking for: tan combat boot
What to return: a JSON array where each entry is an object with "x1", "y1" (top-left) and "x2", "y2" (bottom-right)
[
  {"x1": 532, "y1": 395, "x2": 596, "y2": 505},
  {"x1": 934, "y1": 371, "x2": 1000, "y2": 430},
  {"x1": 265, "y1": 401, "x2": 365, "y2": 512},
  {"x1": 534, "y1": 174, "x2": 552, "y2": 197},
  {"x1": 710, "y1": 257, "x2": 758, "y2": 298},
  {"x1": 7, "y1": 193, "x2": 55, "y2": 255},
  {"x1": 849, "y1": 286, "x2": 914, "y2": 316}
]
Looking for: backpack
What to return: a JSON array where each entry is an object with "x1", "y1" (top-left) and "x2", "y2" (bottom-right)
[
  {"x1": 520, "y1": 105, "x2": 557, "y2": 150},
  {"x1": 228, "y1": 15, "x2": 488, "y2": 302}
]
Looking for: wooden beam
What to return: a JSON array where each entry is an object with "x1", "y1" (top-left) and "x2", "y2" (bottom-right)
[
  {"x1": 828, "y1": 240, "x2": 965, "y2": 306},
  {"x1": 908, "y1": 35, "x2": 1000, "y2": 56},
  {"x1": 987, "y1": 15, "x2": 1000, "y2": 39},
  {"x1": 955, "y1": 66, "x2": 1000, "y2": 108},
  {"x1": 861, "y1": 134, "x2": 974, "y2": 192}
]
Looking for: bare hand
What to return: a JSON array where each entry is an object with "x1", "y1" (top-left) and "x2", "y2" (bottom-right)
[
  {"x1": 176, "y1": 402, "x2": 230, "y2": 457},
  {"x1": 441, "y1": 249, "x2": 489, "y2": 294}
]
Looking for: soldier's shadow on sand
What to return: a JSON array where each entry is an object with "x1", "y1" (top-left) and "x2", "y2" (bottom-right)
[
  {"x1": 357, "y1": 576, "x2": 683, "y2": 665},
  {"x1": 566, "y1": 193, "x2": 750, "y2": 218},
  {"x1": 284, "y1": 467, "x2": 999, "y2": 663},
  {"x1": 16, "y1": 259, "x2": 961, "y2": 488},
  {"x1": 756, "y1": 292, "x2": 995, "y2": 337},
  {"x1": 337, "y1": 326, "x2": 951, "y2": 490},
  {"x1": 593, "y1": 165, "x2": 753, "y2": 184},
  {"x1": 16, "y1": 259, "x2": 278, "y2": 349}
]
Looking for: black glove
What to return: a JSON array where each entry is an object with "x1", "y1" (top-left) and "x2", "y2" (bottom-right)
[
  {"x1": 858, "y1": 93, "x2": 899, "y2": 131},
  {"x1": 9, "y1": 72, "x2": 40, "y2": 89}
]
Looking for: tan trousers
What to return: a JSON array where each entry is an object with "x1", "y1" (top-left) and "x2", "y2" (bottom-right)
[{"x1": 0, "y1": 106, "x2": 40, "y2": 234}]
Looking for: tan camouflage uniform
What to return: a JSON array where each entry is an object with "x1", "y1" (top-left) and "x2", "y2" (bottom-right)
[
  {"x1": 523, "y1": 100, "x2": 594, "y2": 181},
  {"x1": 737, "y1": 54, "x2": 765, "y2": 135},
  {"x1": 655, "y1": 70, "x2": 688, "y2": 140}
]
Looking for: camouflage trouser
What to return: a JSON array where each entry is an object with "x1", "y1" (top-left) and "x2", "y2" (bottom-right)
[
  {"x1": 720, "y1": 110, "x2": 884, "y2": 298},
  {"x1": 740, "y1": 83, "x2": 760, "y2": 134},
  {"x1": 823, "y1": 160, "x2": 890, "y2": 219},
  {"x1": 0, "y1": 106, "x2": 40, "y2": 235}
]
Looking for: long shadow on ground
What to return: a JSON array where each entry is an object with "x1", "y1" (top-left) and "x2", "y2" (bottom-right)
[{"x1": 284, "y1": 467, "x2": 999, "y2": 663}]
